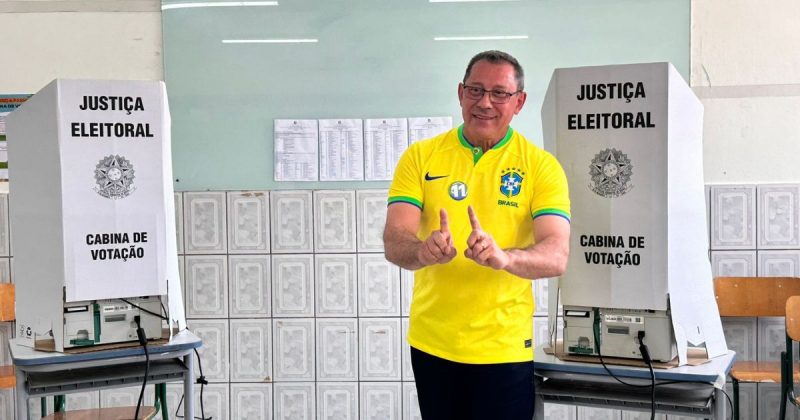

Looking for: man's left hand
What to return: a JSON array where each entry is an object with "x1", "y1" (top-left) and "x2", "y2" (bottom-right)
[{"x1": 464, "y1": 205, "x2": 509, "y2": 270}]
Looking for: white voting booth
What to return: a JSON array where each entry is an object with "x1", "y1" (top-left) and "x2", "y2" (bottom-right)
[
  {"x1": 542, "y1": 63, "x2": 727, "y2": 365},
  {"x1": 7, "y1": 79, "x2": 185, "y2": 352}
]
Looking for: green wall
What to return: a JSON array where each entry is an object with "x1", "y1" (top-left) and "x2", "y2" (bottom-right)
[{"x1": 162, "y1": 0, "x2": 690, "y2": 191}]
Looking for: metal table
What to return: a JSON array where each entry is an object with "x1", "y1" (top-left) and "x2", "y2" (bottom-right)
[
  {"x1": 9, "y1": 329, "x2": 201, "y2": 420},
  {"x1": 534, "y1": 347, "x2": 736, "y2": 419}
]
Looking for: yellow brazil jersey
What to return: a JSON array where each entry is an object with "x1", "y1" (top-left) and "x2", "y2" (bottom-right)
[{"x1": 388, "y1": 125, "x2": 570, "y2": 364}]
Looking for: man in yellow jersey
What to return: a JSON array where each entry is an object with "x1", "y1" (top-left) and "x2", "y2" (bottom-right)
[{"x1": 384, "y1": 50, "x2": 571, "y2": 419}]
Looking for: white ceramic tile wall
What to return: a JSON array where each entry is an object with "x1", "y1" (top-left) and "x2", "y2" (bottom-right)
[
  {"x1": 27, "y1": 396, "x2": 52, "y2": 419},
  {"x1": 360, "y1": 382, "x2": 402, "y2": 420},
  {"x1": 544, "y1": 403, "x2": 578, "y2": 420},
  {"x1": 759, "y1": 383, "x2": 800, "y2": 420},
  {"x1": 6, "y1": 183, "x2": 800, "y2": 418},
  {"x1": 66, "y1": 390, "x2": 100, "y2": 411},
  {"x1": 315, "y1": 254, "x2": 357, "y2": 317},
  {"x1": 544, "y1": 403, "x2": 577, "y2": 420},
  {"x1": 0, "y1": 257, "x2": 10, "y2": 284},
  {"x1": 758, "y1": 250, "x2": 800, "y2": 276},
  {"x1": 534, "y1": 315, "x2": 563, "y2": 350},
  {"x1": 188, "y1": 319, "x2": 230, "y2": 382},
  {"x1": 230, "y1": 319, "x2": 273, "y2": 382},
  {"x1": 533, "y1": 278, "x2": 550, "y2": 316},
  {"x1": 721, "y1": 317, "x2": 757, "y2": 361},
  {"x1": 174, "y1": 192, "x2": 184, "y2": 254},
  {"x1": 0, "y1": 195, "x2": 9, "y2": 257},
  {"x1": 710, "y1": 250, "x2": 757, "y2": 277},
  {"x1": 176, "y1": 256, "x2": 186, "y2": 314},
  {"x1": 0, "y1": 323, "x2": 12, "y2": 366},
  {"x1": 710, "y1": 185, "x2": 757, "y2": 250},
  {"x1": 186, "y1": 255, "x2": 228, "y2": 318},
  {"x1": 758, "y1": 316, "x2": 790, "y2": 361},
  {"x1": 231, "y1": 383, "x2": 273, "y2": 420},
  {"x1": 174, "y1": 189, "x2": 413, "y2": 420},
  {"x1": 402, "y1": 382, "x2": 421, "y2": 420},
  {"x1": 184, "y1": 192, "x2": 228, "y2": 254},
  {"x1": 316, "y1": 318, "x2": 358, "y2": 381},
  {"x1": 356, "y1": 190, "x2": 388, "y2": 252},
  {"x1": 313, "y1": 190, "x2": 356, "y2": 253},
  {"x1": 725, "y1": 382, "x2": 756, "y2": 420},
  {"x1": 401, "y1": 268, "x2": 413, "y2": 317},
  {"x1": 193, "y1": 383, "x2": 229, "y2": 420},
  {"x1": 228, "y1": 191, "x2": 271, "y2": 254},
  {"x1": 708, "y1": 183, "x2": 800, "y2": 420},
  {"x1": 620, "y1": 410, "x2": 665, "y2": 419},
  {"x1": 273, "y1": 318, "x2": 315, "y2": 382},
  {"x1": 272, "y1": 255, "x2": 314, "y2": 317},
  {"x1": 155, "y1": 383, "x2": 188, "y2": 420},
  {"x1": 401, "y1": 318, "x2": 413, "y2": 381},
  {"x1": 0, "y1": 388, "x2": 14, "y2": 420},
  {"x1": 577, "y1": 406, "x2": 621, "y2": 420},
  {"x1": 359, "y1": 318, "x2": 401, "y2": 381},
  {"x1": 274, "y1": 382, "x2": 315, "y2": 420},
  {"x1": 270, "y1": 191, "x2": 313, "y2": 253},
  {"x1": 100, "y1": 385, "x2": 140, "y2": 408},
  {"x1": 758, "y1": 184, "x2": 800, "y2": 249},
  {"x1": 229, "y1": 254, "x2": 271, "y2": 317},
  {"x1": 317, "y1": 382, "x2": 357, "y2": 420},
  {"x1": 357, "y1": 254, "x2": 400, "y2": 317}
]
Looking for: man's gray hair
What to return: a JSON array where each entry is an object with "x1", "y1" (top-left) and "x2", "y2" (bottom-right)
[{"x1": 463, "y1": 50, "x2": 525, "y2": 92}]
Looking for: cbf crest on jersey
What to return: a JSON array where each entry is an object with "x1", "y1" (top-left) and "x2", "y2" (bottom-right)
[{"x1": 500, "y1": 168, "x2": 525, "y2": 198}]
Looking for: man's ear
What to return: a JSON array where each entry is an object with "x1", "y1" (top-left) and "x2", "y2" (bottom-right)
[{"x1": 514, "y1": 91, "x2": 527, "y2": 115}]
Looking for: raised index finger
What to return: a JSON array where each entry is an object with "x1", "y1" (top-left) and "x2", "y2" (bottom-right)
[
  {"x1": 439, "y1": 208, "x2": 450, "y2": 233},
  {"x1": 467, "y1": 205, "x2": 482, "y2": 231}
]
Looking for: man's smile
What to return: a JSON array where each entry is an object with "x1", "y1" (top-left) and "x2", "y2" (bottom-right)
[{"x1": 472, "y1": 113, "x2": 496, "y2": 120}]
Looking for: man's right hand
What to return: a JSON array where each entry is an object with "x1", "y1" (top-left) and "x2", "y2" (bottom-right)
[{"x1": 416, "y1": 208, "x2": 457, "y2": 266}]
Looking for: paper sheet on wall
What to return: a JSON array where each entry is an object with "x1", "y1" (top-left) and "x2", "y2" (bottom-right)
[
  {"x1": 364, "y1": 118, "x2": 408, "y2": 181},
  {"x1": 319, "y1": 118, "x2": 364, "y2": 181},
  {"x1": 274, "y1": 119, "x2": 319, "y2": 181},
  {"x1": 408, "y1": 116, "x2": 452, "y2": 144},
  {"x1": 0, "y1": 95, "x2": 31, "y2": 181}
]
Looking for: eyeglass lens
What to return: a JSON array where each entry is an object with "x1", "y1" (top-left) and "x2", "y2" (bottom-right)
[{"x1": 463, "y1": 85, "x2": 515, "y2": 103}]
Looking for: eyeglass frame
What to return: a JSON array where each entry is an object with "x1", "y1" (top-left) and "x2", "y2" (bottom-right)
[{"x1": 460, "y1": 83, "x2": 522, "y2": 104}]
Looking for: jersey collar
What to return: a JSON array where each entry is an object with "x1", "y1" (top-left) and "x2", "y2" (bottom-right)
[{"x1": 457, "y1": 125, "x2": 514, "y2": 164}]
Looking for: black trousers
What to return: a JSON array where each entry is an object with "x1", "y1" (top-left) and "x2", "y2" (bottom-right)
[{"x1": 410, "y1": 347, "x2": 535, "y2": 420}]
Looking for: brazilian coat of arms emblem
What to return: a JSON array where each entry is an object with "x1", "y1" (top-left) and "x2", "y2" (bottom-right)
[
  {"x1": 589, "y1": 148, "x2": 633, "y2": 198},
  {"x1": 94, "y1": 154, "x2": 136, "y2": 199}
]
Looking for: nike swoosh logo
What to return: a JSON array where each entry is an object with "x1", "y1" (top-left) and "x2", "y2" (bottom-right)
[{"x1": 425, "y1": 172, "x2": 448, "y2": 181}]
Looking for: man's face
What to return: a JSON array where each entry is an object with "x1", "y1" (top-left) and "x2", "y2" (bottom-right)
[{"x1": 459, "y1": 60, "x2": 527, "y2": 144}]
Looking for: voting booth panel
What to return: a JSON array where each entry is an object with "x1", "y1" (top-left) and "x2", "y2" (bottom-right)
[
  {"x1": 542, "y1": 63, "x2": 727, "y2": 365},
  {"x1": 6, "y1": 79, "x2": 185, "y2": 352}
]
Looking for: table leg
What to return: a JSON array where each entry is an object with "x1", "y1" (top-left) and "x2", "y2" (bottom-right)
[
  {"x1": 184, "y1": 352, "x2": 195, "y2": 420},
  {"x1": 533, "y1": 376, "x2": 544, "y2": 420},
  {"x1": 714, "y1": 386, "x2": 726, "y2": 420},
  {"x1": 15, "y1": 369, "x2": 26, "y2": 420},
  {"x1": 158, "y1": 383, "x2": 168, "y2": 420}
]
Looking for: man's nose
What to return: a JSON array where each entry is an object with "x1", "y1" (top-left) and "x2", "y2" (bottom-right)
[{"x1": 476, "y1": 91, "x2": 494, "y2": 107}]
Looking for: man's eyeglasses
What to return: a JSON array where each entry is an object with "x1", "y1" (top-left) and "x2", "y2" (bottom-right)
[{"x1": 462, "y1": 84, "x2": 521, "y2": 104}]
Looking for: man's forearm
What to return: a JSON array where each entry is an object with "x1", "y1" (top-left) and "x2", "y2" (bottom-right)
[
  {"x1": 503, "y1": 236, "x2": 569, "y2": 280},
  {"x1": 384, "y1": 229, "x2": 425, "y2": 270}
]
